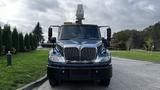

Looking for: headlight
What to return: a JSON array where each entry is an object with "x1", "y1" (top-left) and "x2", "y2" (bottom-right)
[
  {"x1": 94, "y1": 49, "x2": 111, "y2": 63},
  {"x1": 48, "y1": 49, "x2": 65, "y2": 63}
]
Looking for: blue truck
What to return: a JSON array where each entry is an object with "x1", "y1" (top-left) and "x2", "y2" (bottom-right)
[{"x1": 46, "y1": 4, "x2": 112, "y2": 87}]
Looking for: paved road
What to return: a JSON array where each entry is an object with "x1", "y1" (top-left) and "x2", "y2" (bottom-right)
[{"x1": 33, "y1": 57, "x2": 160, "y2": 90}]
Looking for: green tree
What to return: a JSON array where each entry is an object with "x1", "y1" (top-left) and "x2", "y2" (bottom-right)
[
  {"x1": 33, "y1": 22, "x2": 43, "y2": 44},
  {"x1": 143, "y1": 22, "x2": 160, "y2": 50},
  {"x1": 32, "y1": 34, "x2": 38, "y2": 50},
  {"x1": 144, "y1": 36, "x2": 153, "y2": 51},
  {"x1": 112, "y1": 29, "x2": 144, "y2": 50},
  {"x1": 0, "y1": 26, "x2": 2, "y2": 55},
  {"x1": 112, "y1": 30, "x2": 130, "y2": 49},
  {"x1": 19, "y1": 33, "x2": 25, "y2": 52},
  {"x1": 3, "y1": 24, "x2": 12, "y2": 53},
  {"x1": 131, "y1": 30, "x2": 143, "y2": 49},
  {"x1": 12, "y1": 27, "x2": 19, "y2": 52},
  {"x1": 29, "y1": 33, "x2": 34, "y2": 50},
  {"x1": 24, "y1": 33, "x2": 30, "y2": 50}
]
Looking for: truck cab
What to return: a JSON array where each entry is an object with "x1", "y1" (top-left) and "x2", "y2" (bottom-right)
[{"x1": 46, "y1": 4, "x2": 112, "y2": 87}]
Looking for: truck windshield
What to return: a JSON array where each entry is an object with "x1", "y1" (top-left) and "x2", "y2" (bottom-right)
[{"x1": 59, "y1": 25, "x2": 100, "y2": 40}]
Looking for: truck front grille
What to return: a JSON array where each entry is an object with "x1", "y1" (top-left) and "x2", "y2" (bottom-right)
[
  {"x1": 64, "y1": 47, "x2": 96, "y2": 61},
  {"x1": 81, "y1": 48, "x2": 96, "y2": 60},
  {"x1": 64, "y1": 47, "x2": 79, "y2": 60}
]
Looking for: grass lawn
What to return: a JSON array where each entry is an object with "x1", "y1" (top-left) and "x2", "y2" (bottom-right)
[
  {"x1": 111, "y1": 50, "x2": 160, "y2": 63},
  {"x1": 0, "y1": 49, "x2": 49, "y2": 90}
]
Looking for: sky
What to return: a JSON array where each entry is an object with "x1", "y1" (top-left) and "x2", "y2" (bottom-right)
[{"x1": 0, "y1": 0, "x2": 160, "y2": 39}]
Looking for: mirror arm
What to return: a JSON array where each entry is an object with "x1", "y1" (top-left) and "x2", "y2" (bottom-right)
[
  {"x1": 49, "y1": 25, "x2": 60, "y2": 28},
  {"x1": 99, "y1": 26, "x2": 110, "y2": 28}
]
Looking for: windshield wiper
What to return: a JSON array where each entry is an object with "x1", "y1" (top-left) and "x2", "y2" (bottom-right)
[
  {"x1": 79, "y1": 37, "x2": 98, "y2": 39},
  {"x1": 88, "y1": 37, "x2": 99, "y2": 39},
  {"x1": 60, "y1": 39, "x2": 71, "y2": 40}
]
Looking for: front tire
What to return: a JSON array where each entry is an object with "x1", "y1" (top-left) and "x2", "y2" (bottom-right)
[
  {"x1": 100, "y1": 78, "x2": 111, "y2": 87},
  {"x1": 48, "y1": 78, "x2": 59, "y2": 87}
]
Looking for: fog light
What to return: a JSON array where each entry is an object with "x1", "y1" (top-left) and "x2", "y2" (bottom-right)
[{"x1": 62, "y1": 70, "x2": 65, "y2": 73}]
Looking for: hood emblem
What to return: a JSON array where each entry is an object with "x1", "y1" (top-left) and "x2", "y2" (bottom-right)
[{"x1": 78, "y1": 45, "x2": 82, "y2": 50}]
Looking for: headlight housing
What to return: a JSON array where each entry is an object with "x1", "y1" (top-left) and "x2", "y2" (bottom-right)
[
  {"x1": 94, "y1": 48, "x2": 111, "y2": 63},
  {"x1": 48, "y1": 49, "x2": 65, "y2": 63}
]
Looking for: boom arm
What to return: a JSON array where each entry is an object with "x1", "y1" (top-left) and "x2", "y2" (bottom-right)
[{"x1": 76, "y1": 4, "x2": 84, "y2": 24}]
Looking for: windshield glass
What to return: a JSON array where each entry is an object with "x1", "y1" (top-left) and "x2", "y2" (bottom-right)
[{"x1": 59, "y1": 25, "x2": 100, "y2": 40}]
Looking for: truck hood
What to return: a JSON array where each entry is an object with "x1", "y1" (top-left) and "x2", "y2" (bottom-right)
[{"x1": 57, "y1": 39, "x2": 102, "y2": 48}]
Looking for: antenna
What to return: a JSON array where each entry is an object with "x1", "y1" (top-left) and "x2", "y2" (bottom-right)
[{"x1": 76, "y1": 4, "x2": 84, "y2": 24}]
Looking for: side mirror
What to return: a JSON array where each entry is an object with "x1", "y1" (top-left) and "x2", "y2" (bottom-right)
[
  {"x1": 102, "y1": 37, "x2": 109, "y2": 48},
  {"x1": 48, "y1": 27, "x2": 52, "y2": 41},
  {"x1": 51, "y1": 37, "x2": 56, "y2": 43},
  {"x1": 51, "y1": 37, "x2": 56, "y2": 48},
  {"x1": 107, "y1": 28, "x2": 111, "y2": 41}
]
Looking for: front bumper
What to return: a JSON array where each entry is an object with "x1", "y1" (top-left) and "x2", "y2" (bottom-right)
[{"x1": 47, "y1": 62, "x2": 112, "y2": 81}]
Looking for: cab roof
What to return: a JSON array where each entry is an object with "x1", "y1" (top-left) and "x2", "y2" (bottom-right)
[{"x1": 61, "y1": 24, "x2": 98, "y2": 27}]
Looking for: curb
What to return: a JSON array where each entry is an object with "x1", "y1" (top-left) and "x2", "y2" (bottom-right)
[{"x1": 17, "y1": 75, "x2": 47, "y2": 90}]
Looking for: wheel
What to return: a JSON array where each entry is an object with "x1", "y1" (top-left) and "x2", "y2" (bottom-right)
[
  {"x1": 100, "y1": 78, "x2": 111, "y2": 87},
  {"x1": 48, "y1": 78, "x2": 59, "y2": 87}
]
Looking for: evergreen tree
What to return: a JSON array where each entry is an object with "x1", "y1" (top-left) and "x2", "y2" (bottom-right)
[
  {"x1": 12, "y1": 27, "x2": 19, "y2": 52},
  {"x1": 3, "y1": 24, "x2": 12, "y2": 53},
  {"x1": 19, "y1": 33, "x2": 24, "y2": 52},
  {"x1": 33, "y1": 22, "x2": 43, "y2": 44},
  {"x1": 28, "y1": 33, "x2": 31, "y2": 50},
  {"x1": 0, "y1": 26, "x2": 2, "y2": 55},
  {"x1": 32, "y1": 34, "x2": 38, "y2": 50},
  {"x1": 29, "y1": 33, "x2": 34, "y2": 50},
  {"x1": 24, "y1": 33, "x2": 30, "y2": 50}
]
